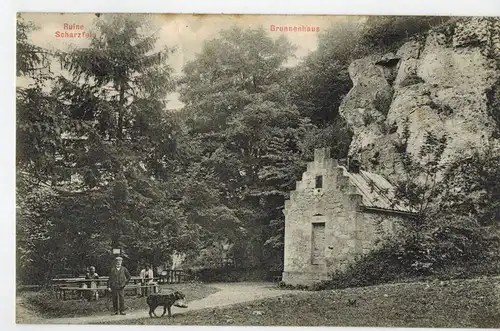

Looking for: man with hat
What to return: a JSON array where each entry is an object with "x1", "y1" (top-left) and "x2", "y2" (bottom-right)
[{"x1": 107, "y1": 256, "x2": 131, "y2": 315}]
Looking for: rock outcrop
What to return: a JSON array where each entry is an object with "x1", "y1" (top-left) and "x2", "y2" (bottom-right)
[{"x1": 339, "y1": 17, "x2": 500, "y2": 183}]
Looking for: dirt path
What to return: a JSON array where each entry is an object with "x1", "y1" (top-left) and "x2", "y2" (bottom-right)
[{"x1": 31, "y1": 282, "x2": 296, "y2": 325}]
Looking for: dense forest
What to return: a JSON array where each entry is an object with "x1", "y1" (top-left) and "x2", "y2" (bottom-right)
[{"x1": 16, "y1": 14, "x2": 500, "y2": 285}]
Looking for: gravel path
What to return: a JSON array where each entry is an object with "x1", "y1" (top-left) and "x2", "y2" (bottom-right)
[{"x1": 24, "y1": 282, "x2": 295, "y2": 325}]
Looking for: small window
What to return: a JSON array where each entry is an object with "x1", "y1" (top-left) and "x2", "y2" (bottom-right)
[{"x1": 315, "y1": 175, "x2": 323, "y2": 189}]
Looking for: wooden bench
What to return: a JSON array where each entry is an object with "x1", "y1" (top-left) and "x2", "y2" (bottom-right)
[
  {"x1": 55, "y1": 287, "x2": 102, "y2": 300},
  {"x1": 56, "y1": 284, "x2": 160, "y2": 301},
  {"x1": 51, "y1": 276, "x2": 162, "y2": 300},
  {"x1": 17, "y1": 285, "x2": 43, "y2": 292}
]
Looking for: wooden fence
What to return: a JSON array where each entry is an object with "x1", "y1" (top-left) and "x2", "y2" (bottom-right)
[{"x1": 158, "y1": 269, "x2": 187, "y2": 284}]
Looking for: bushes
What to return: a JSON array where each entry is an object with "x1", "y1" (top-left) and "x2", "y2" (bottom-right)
[
  {"x1": 25, "y1": 290, "x2": 107, "y2": 318},
  {"x1": 326, "y1": 220, "x2": 500, "y2": 288},
  {"x1": 362, "y1": 112, "x2": 376, "y2": 126},
  {"x1": 356, "y1": 16, "x2": 451, "y2": 54},
  {"x1": 279, "y1": 227, "x2": 500, "y2": 292},
  {"x1": 187, "y1": 267, "x2": 270, "y2": 283},
  {"x1": 277, "y1": 281, "x2": 318, "y2": 291},
  {"x1": 324, "y1": 245, "x2": 411, "y2": 289}
]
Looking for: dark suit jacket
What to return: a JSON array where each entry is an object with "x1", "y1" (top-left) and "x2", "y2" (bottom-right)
[{"x1": 108, "y1": 266, "x2": 131, "y2": 289}]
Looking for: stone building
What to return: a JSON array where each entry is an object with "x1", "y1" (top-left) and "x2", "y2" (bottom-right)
[{"x1": 282, "y1": 148, "x2": 415, "y2": 285}]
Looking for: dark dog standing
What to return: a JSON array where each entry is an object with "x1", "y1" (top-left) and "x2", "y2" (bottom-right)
[{"x1": 146, "y1": 291, "x2": 188, "y2": 318}]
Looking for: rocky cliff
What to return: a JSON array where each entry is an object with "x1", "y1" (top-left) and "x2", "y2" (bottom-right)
[{"x1": 339, "y1": 17, "x2": 500, "y2": 183}]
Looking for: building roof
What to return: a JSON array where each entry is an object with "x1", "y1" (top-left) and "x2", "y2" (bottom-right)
[{"x1": 339, "y1": 166, "x2": 415, "y2": 215}]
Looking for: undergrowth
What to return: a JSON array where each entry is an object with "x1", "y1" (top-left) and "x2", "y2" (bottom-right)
[{"x1": 22, "y1": 283, "x2": 219, "y2": 318}]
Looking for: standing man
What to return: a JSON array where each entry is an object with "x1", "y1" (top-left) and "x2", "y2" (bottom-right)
[{"x1": 107, "y1": 256, "x2": 131, "y2": 315}]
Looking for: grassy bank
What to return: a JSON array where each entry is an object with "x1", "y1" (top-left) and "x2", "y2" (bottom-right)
[
  {"x1": 19, "y1": 282, "x2": 219, "y2": 319},
  {"x1": 102, "y1": 277, "x2": 500, "y2": 328}
]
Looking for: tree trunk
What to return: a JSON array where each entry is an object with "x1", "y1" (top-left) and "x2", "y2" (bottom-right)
[{"x1": 117, "y1": 83, "x2": 125, "y2": 140}]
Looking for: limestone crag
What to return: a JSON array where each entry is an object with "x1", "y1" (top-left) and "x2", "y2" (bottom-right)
[{"x1": 339, "y1": 17, "x2": 500, "y2": 183}]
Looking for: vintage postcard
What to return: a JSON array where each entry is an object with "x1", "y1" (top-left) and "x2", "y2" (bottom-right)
[{"x1": 16, "y1": 12, "x2": 500, "y2": 327}]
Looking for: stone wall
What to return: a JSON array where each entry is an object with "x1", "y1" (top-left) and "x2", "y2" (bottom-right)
[{"x1": 282, "y1": 148, "x2": 403, "y2": 285}]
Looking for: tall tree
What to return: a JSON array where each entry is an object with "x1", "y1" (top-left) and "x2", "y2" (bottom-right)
[
  {"x1": 179, "y1": 26, "x2": 310, "y2": 268},
  {"x1": 16, "y1": 15, "x2": 65, "y2": 283},
  {"x1": 27, "y1": 14, "x2": 192, "y2": 273},
  {"x1": 288, "y1": 20, "x2": 363, "y2": 126},
  {"x1": 16, "y1": 15, "x2": 62, "y2": 185},
  {"x1": 286, "y1": 21, "x2": 358, "y2": 167},
  {"x1": 53, "y1": 14, "x2": 184, "y2": 264}
]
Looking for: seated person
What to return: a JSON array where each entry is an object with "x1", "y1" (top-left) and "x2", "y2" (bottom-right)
[{"x1": 84, "y1": 266, "x2": 99, "y2": 301}]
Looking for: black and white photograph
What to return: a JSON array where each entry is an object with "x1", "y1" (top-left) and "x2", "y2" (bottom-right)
[{"x1": 14, "y1": 12, "x2": 500, "y2": 327}]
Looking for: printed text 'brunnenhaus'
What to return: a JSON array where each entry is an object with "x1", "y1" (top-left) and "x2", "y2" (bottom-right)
[{"x1": 270, "y1": 25, "x2": 320, "y2": 32}]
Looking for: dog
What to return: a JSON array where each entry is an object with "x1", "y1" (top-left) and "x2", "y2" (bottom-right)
[{"x1": 146, "y1": 291, "x2": 188, "y2": 318}]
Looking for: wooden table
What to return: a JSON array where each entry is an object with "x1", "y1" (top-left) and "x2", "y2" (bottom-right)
[{"x1": 51, "y1": 276, "x2": 160, "y2": 300}]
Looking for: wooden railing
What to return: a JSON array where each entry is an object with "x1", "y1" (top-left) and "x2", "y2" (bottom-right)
[{"x1": 158, "y1": 269, "x2": 186, "y2": 284}]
